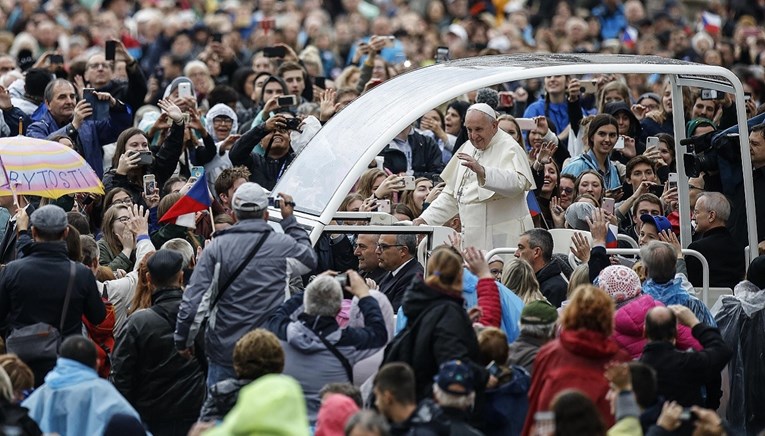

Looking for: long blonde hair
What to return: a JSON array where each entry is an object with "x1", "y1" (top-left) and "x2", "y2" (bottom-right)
[{"x1": 502, "y1": 258, "x2": 546, "y2": 304}]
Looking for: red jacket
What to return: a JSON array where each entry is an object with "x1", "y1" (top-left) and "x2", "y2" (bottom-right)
[
  {"x1": 522, "y1": 329, "x2": 630, "y2": 435},
  {"x1": 476, "y1": 278, "x2": 502, "y2": 328}
]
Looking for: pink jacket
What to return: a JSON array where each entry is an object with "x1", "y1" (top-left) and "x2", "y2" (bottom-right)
[{"x1": 613, "y1": 294, "x2": 702, "y2": 359}]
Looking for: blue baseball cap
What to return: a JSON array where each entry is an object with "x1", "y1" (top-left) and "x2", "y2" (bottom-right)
[{"x1": 640, "y1": 214, "x2": 672, "y2": 233}]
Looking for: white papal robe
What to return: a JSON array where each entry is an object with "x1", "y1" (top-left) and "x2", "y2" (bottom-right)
[{"x1": 419, "y1": 128, "x2": 535, "y2": 251}]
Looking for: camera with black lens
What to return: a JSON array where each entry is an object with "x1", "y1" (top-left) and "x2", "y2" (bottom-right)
[
  {"x1": 682, "y1": 131, "x2": 741, "y2": 177},
  {"x1": 284, "y1": 117, "x2": 301, "y2": 131}
]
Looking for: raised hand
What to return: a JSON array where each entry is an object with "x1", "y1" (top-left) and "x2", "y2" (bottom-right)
[
  {"x1": 570, "y1": 232, "x2": 591, "y2": 262},
  {"x1": 463, "y1": 246, "x2": 491, "y2": 278},
  {"x1": 319, "y1": 88, "x2": 337, "y2": 122},
  {"x1": 586, "y1": 207, "x2": 609, "y2": 246},
  {"x1": 550, "y1": 196, "x2": 565, "y2": 228},
  {"x1": 127, "y1": 204, "x2": 149, "y2": 236},
  {"x1": 158, "y1": 99, "x2": 183, "y2": 123}
]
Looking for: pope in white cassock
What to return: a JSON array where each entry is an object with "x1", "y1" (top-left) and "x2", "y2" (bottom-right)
[{"x1": 413, "y1": 103, "x2": 536, "y2": 251}]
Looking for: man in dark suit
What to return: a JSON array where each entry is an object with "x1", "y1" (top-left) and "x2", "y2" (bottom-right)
[
  {"x1": 0, "y1": 194, "x2": 33, "y2": 265},
  {"x1": 376, "y1": 232, "x2": 423, "y2": 311},
  {"x1": 687, "y1": 192, "x2": 745, "y2": 289},
  {"x1": 354, "y1": 233, "x2": 386, "y2": 283}
]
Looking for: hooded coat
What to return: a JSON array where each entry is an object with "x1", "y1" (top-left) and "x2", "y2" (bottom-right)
[
  {"x1": 203, "y1": 103, "x2": 239, "y2": 192},
  {"x1": 712, "y1": 280, "x2": 765, "y2": 435},
  {"x1": 205, "y1": 374, "x2": 310, "y2": 436},
  {"x1": 268, "y1": 292, "x2": 387, "y2": 423},
  {"x1": 384, "y1": 278, "x2": 487, "y2": 402},
  {"x1": 613, "y1": 293, "x2": 701, "y2": 358},
  {"x1": 522, "y1": 329, "x2": 631, "y2": 433},
  {"x1": 22, "y1": 358, "x2": 141, "y2": 436}
]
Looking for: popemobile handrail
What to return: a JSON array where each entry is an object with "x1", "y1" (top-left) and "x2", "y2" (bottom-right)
[{"x1": 485, "y1": 247, "x2": 709, "y2": 304}]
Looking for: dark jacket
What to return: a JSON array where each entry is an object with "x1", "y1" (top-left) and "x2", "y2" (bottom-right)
[
  {"x1": 730, "y1": 166, "x2": 765, "y2": 248},
  {"x1": 390, "y1": 399, "x2": 450, "y2": 436},
  {"x1": 0, "y1": 242, "x2": 105, "y2": 385},
  {"x1": 483, "y1": 365, "x2": 530, "y2": 436},
  {"x1": 102, "y1": 122, "x2": 186, "y2": 207},
  {"x1": 111, "y1": 288, "x2": 205, "y2": 422},
  {"x1": 0, "y1": 242, "x2": 105, "y2": 335},
  {"x1": 198, "y1": 378, "x2": 252, "y2": 422},
  {"x1": 377, "y1": 259, "x2": 424, "y2": 312},
  {"x1": 639, "y1": 324, "x2": 733, "y2": 408},
  {"x1": 229, "y1": 123, "x2": 294, "y2": 191},
  {"x1": 95, "y1": 65, "x2": 148, "y2": 114},
  {"x1": 441, "y1": 407, "x2": 484, "y2": 436},
  {"x1": 379, "y1": 131, "x2": 445, "y2": 180},
  {"x1": 506, "y1": 333, "x2": 549, "y2": 375},
  {"x1": 0, "y1": 204, "x2": 34, "y2": 265},
  {"x1": 687, "y1": 226, "x2": 745, "y2": 289},
  {"x1": 536, "y1": 261, "x2": 567, "y2": 308},
  {"x1": 27, "y1": 102, "x2": 132, "y2": 178},
  {"x1": 384, "y1": 278, "x2": 487, "y2": 402},
  {"x1": 0, "y1": 401, "x2": 42, "y2": 436}
]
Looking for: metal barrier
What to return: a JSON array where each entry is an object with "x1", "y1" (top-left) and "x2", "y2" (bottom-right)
[
  {"x1": 617, "y1": 234, "x2": 639, "y2": 248},
  {"x1": 485, "y1": 247, "x2": 710, "y2": 304}
]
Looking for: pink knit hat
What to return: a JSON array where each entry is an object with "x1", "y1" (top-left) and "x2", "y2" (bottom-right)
[{"x1": 597, "y1": 265, "x2": 642, "y2": 303}]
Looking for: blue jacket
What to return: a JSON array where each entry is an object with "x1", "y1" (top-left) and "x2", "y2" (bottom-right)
[
  {"x1": 26, "y1": 104, "x2": 132, "y2": 178},
  {"x1": 483, "y1": 365, "x2": 531, "y2": 436},
  {"x1": 22, "y1": 358, "x2": 141, "y2": 436},
  {"x1": 642, "y1": 277, "x2": 717, "y2": 326},
  {"x1": 523, "y1": 99, "x2": 570, "y2": 136},
  {"x1": 593, "y1": 3, "x2": 626, "y2": 40},
  {"x1": 561, "y1": 150, "x2": 622, "y2": 190},
  {"x1": 395, "y1": 269, "x2": 523, "y2": 343}
]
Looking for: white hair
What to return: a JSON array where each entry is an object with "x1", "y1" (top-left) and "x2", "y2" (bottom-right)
[
  {"x1": 432, "y1": 383, "x2": 475, "y2": 410},
  {"x1": 304, "y1": 276, "x2": 343, "y2": 317}
]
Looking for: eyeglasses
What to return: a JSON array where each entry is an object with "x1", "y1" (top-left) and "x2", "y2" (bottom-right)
[
  {"x1": 115, "y1": 216, "x2": 130, "y2": 223},
  {"x1": 376, "y1": 243, "x2": 404, "y2": 250},
  {"x1": 87, "y1": 62, "x2": 112, "y2": 70},
  {"x1": 213, "y1": 117, "x2": 233, "y2": 126},
  {"x1": 559, "y1": 187, "x2": 574, "y2": 194},
  {"x1": 490, "y1": 268, "x2": 502, "y2": 276},
  {"x1": 112, "y1": 198, "x2": 133, "y2": 205}
]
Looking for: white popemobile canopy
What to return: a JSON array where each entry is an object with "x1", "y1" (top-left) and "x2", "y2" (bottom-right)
[{"x1": 270, "y1": 53, "x2": 758, "y2": 262}]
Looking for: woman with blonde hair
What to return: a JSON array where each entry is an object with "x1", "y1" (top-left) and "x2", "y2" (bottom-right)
[{"x1": 502, "y1": 258, "x2": 546, "y2": 304}]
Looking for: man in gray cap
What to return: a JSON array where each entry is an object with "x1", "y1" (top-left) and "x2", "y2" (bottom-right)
[
  {"x1": 506, "y1": 300, "x2": 558, "y2": 375},
  {"x1": 0, "y1": 205, "x2": 105, "y2": 386},
  {"x1": 112, "y1": 249, "x2": 205, "y2": 436},
  {"x1": 175, "y1": 183, "x2": 317, "y2": 387}
]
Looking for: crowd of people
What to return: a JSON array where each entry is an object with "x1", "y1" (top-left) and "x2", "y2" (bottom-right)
[{"x1": 0, "y1": 0, "x2": 764, "y2": 434}]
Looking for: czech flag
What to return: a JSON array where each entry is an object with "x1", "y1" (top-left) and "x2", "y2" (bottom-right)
[
  {"x1": 621, "y1": 26, "x2": 638, "y2": 50},
  {"x1": 606, "y1": 224, "x2": 619, "y2": 248},
  {"x1": 159, "y1": 175, "x2": 211, "y2": 228},
  {"x1": 701, "y1": 12, "x2": 721, "y2": 35},
  {"x1": 527, "y1": 192, "x2": 541, "y2": 217}
]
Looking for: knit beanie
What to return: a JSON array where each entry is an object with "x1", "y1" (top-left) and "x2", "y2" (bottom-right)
[{"x1": 597, "y1": 265, "x2": 642, "y2": 303}]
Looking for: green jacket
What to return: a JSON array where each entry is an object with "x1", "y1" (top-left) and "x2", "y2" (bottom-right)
[{"x1": 204, "y1": 374, "x2": 309, "y2": 436}]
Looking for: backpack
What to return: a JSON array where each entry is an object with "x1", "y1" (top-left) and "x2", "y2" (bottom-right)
[{"x1": 83, "y1": 283, "x2": 116, "y2": 378}]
